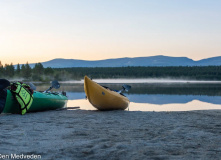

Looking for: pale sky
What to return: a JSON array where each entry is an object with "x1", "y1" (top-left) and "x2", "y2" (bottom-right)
[{"x1": 0, "y1": 0, "x2": 221, "y2": 65}]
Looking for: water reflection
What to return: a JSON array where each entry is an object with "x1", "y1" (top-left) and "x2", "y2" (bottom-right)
[
  {"x1": 126, "y1": 94, "x2": 221, "y2": 105},
  {"x1": 128, "y1": 100, "x2": 221, "y2": 112},
  {"x1": 67, "y1": 99, "x2": 221, "y2": 112},
  {"x1": 35, "y1": 82, "x2": 221, "y2": 111}
]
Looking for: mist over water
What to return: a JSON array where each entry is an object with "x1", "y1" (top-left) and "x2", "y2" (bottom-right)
[
  {"x1": 34, "y1": 80, "x2": 221, "y2": 112},
  {"x1": 60, "y1": 78, "x2": 221, "y2": 84}
]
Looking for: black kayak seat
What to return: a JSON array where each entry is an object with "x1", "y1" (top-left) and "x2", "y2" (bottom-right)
[
  {"x1": 0, "y1": 79, "x2": 10, "y2": 113},
  {"x1": 0, "y1": 89, "x2": 7, "y2": 113},
  {"x1": 0, "y1": 79, "x2": 10, "y2": 90}
]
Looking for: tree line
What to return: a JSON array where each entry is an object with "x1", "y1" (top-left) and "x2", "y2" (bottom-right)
[
  {"x1": 57, "y1": 66, "x2": 221, "y2": 80},
  {"x1": 0, "y1": 61, "x2": 54, "y2": 81},
  {"x1": 1, "y1": 61, "x2": 221, "y2": 81}
]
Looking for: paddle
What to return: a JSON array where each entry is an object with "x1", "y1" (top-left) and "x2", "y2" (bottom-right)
[
  {"x1": 117, "y1": 84, "x2": 131, "y2": 94},
  {"x1": 44, "y1": 80, "x2": 60, "y2": 93},
  {"x1": 55, "y1": 106, "x2": 80, "y2": 111},
  {"x1": 0, "y1": 79, "x2": 10, "y2": 90},
  {"x1": 27, "y1": 82, "x2": 37, "y2": 90}
]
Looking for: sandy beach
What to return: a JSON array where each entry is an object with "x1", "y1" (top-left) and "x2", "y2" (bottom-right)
[{"x1": 0, "y1": 109, "x2": 221, "y2": 160}]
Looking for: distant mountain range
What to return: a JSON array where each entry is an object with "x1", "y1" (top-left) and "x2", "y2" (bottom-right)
[{"x1": 28, "y1": 55, "x2": 221, "y2": 68}]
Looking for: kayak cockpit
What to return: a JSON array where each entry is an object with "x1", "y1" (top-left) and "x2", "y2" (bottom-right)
[{"x1": 101, "y1": 85, "x2": 126, "y2": 97}]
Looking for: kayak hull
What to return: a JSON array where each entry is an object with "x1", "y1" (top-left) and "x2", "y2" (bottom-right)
[
  {"x1": 2, "y1": 90, "x2": 68, "y2": 114},
  {"x1": 84, "y1": 76, "x2": 129, "y2": 110}
]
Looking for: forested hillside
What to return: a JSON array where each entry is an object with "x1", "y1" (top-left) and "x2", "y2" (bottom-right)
[{"x1": 1, "y1": 61, "x2": 221, "y2": 81}]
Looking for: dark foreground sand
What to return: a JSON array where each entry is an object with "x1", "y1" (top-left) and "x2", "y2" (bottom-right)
[{"x1": 0, "y1": 109, "x2": 221, "y2": 160}]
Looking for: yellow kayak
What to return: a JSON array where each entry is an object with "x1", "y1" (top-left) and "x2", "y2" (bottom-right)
[{"x1": 84, "y1": 76, "x2": 130, "y2": 110}]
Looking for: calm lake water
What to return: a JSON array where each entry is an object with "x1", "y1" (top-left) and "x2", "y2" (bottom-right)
[{"x1": 35, "y1": 79, "x2": 221, "y2": 112}]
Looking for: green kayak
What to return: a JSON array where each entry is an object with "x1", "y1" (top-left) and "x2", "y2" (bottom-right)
[{"x1": 1, "y1": 90, "x2": 68, "y2": 114}]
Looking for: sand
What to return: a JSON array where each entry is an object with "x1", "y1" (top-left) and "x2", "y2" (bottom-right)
[{"x1": 0, "y1": 109, "x2": 221, "y2": 160}]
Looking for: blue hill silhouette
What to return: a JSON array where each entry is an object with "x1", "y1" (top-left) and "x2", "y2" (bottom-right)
[{"x1": 28, "y1": 55, "x2": 221, "y2": 68}]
